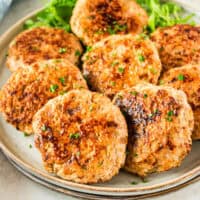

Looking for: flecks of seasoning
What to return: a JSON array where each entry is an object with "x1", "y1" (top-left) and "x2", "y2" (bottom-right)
[
  {"x1": 177, "y1": 74, "x2": 185, "y2": 81},
  {"x1": 59, "y1": 47, "x2": 67, "y2": 54},
  {"x1": 95, "y1": 29, "x2": 104, "y2": 35},
  {"x1": 143, "y1": 93, "x2": 148, "y2": 98},
  {"x1": 130, "y1": 91, "x2": 138, "y2": 96},
  {"x1": 111, "y1": 61, "x2": 119, "y2": 67},
  {"x1": 134, "y1": 153, "x2": 138, "y2": 157},
  {"x1": 41, "y1": 125, "x2": 47, "y2": 132},
  {"x1": 160, "y1": 46, "x2": 164, "y2": 51},
  {"x1": 131, "y1": 181, "x2": 138, "y2": 185},
  {"x1": 59, "y1": 77, "x2": 65, "y2": 85},
  {"x1": 149, "y1": 66, "x2": 157, "y2": 74},
  {"x1": 24, "y1": 132, "x2": 29, "y2": 137},
  {"x1": 118, "y1": 66, "x2": 125, "y2": 74},
  {"x1": 29, "y1": 144, "x2": 32, "y2": 149},
  {"x1": 138, "y1": 33, "x2": 148, "y2": 40},
  {"x1": 86, "y1": 46, "x2": 92, "y2": 52},
  {"x1": 85, "y1": 55, "x2": 90, "y2": 60},
  {"x1": 75, "y1": 50, "x2": 81, "y2": 56},
  {"x1": 69, "y1": 132, "x2": 80, "y2": 139},
  {"x1": 59, "y1": 91, "x2": 67, "y2": 95},
  {"x1": 50, "y1": 84, "x2": 58, "y2": 93},
  {"x1": 76, "y1": 151, "x2": 80, "y2": 157},
  {"x1": 89, "y1": 105, "x2": 93, "y2": 112},
  {"x1": 159, "y1": 80, "x2": 165, "y2": 85},
  {"x1": 149, "y1": 109, "x2": 159, "y2": 118},
  {"x1": 138, "y1": 54, "x2": 145, "y2": 62},
  {"x1": 110, "y1": 81, "x2": 116, "y2": 86},
  {"x1": 166, "y1": 110, "x2": 175, "y2": 122}
]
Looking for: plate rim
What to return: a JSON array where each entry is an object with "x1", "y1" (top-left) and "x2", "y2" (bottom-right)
[{"x1": 0, "y1": 4, "x2": 200, "y2": 195}]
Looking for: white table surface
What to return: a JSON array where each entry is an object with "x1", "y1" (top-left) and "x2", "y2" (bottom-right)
[{"x1": 0, "y1": 0, "x2": 200, "y2": 199}]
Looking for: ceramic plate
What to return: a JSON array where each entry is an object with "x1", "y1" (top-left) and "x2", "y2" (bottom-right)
[{"x1": 0, "y1": 1, "x2": 200, "y2": 197}]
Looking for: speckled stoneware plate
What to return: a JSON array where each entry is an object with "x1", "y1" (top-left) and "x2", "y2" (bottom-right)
[{"x1": 0, "y1": 0, "x2": 200, "y2": 198}]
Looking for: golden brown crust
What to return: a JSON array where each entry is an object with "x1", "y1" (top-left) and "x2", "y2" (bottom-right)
[
  {"x1": 0, "y1": 59, "x2": 88, "y2": 134},
  {"x1": 161, "y1": 64, "x2": 200, "y2": 139},
  {"x1": 82, "y1": 34, "x2": 162, "y2": 98},
  {"x1": 6, "y1": 27, "x2": 83, "y2": 72},
  {"x1": 113, "y1": 83, "x2": 193, "y2": 177},
  {"x1": 33, "y1": 90, "x2": 128, "y2": 183},
  {"x1": 151, "y1": 24, "x2": 200, "y2": 71},
  {"x1": 70, "y1": 0, "x2": 148, "y2": 45}
]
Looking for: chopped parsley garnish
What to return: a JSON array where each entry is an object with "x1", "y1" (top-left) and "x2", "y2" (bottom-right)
[
  {"x1": 143, "y1": 93, "x2": 148, "y2": 98},
  {"x1": 110, "y1": 81, "x2": 116, "y2": 86},
  {"x1": 107, "y1": 22, "x2": 127, "y2": 35},
  {"x1": 134, "y1": 153, "x2": 138, "y2": 157},
  {"x1": 59, "y1": 48, "x2": 66, "y2": 54},
  {"x1": 75, "y1": 50, "x2": 81, "y2": 56},
  {"x1": 130, "y1": 91, "x2": 138, "y2": 96},
  {"x1": 177, "y1": 74, "x2": 185, "y2": 81},
  {"x1": 138, "y1": 54, "x2": 145, "y2": 62},
  {"x1": 59, "y1": 77, "x2": 65, "y2": 85},
  {"x1": 159, "y1": 80, "x2": 165, "y2": 85},
  {"x1": 41, "y1": 125, "x2": 47, "y2": 131},
  {"x1": 111, "y1": 61, "x2": 119, "y2": 67},
  {"x1": 118, "y1": 66, "x2": 125, "y2": 74},
  {"x1": 24, "y1": 132, "x2": 29, "y2": 137},
  {"x1": 86, "y1": 46, "x2": 92, "y2": 52},
  {"x1": 131, "y1": 181, "x2": 138, "y2": 185},
  {"x1": 149, "y1": 109, "x2": 159, "y2": 118},
  {"x1": 149, "y1": 67, "x2": 157, "y2": 74},
  {"x1": 142, "y1": 178, "x2": 148, "y2": 183},
  {"x1": 50, "y1": 84, "x2": 58, "y2": 93},
  {"x1": 166, "y1": 110, "x2": 175, "y2": 122},
  {"x1": 59, "y1": 91, "x2": 67, "y2": 95},
  {"x1": 29, "y1": 144, "x2": 32, "y2": 149},
  {"x1": 69, "y1": 132, "x2": 80, "y2": 139}
]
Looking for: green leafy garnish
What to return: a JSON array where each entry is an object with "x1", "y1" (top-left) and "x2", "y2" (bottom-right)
[
  {"x1": 41, "y1": 125, "x2": 47, "y2": 131},
  {"x1": 143, "y1": 93, "x2": 148, "y2": 98},
  {"x1": 59, "y1": 47, "x2": 66, "y2": 53},
  {"x1": 69, "y1": 132, "x2": 80, "y2": 139},
  {"x1": 59, "y1": 77, "x2": 65, "y2": 85},
  {"x1": 137, "y1": 0, "x2": 195, "y2": 33},
  {"x1": 50, "y1": 84, "x2": 59, "y2": 93},
  {"x1": 75, "y1": 50, "x2": 81, "y2": 56},
  {"x1": 177, "y1": 74, "x2": 185, "y2": 81},
  {"x1": 24, "y1": 0, "x2": 77, "y2": 31},
  {"x1": 138, "y1": 54, "x2": 145, "y2": 62},
  {"x1": 118, "y1": 66, "x2": 125, "y2": 74},
  {"x1": 131, "y1": 181, "x2": 138, "y2": 185}
]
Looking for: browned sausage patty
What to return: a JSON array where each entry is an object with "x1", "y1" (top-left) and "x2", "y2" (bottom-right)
[
  {"x1": 0, "y1": 59, "x2": 88, "y2": 134},
  {"x1": 82, "y1": 34, "x2": 162, "y2": 98},
  {"x1": 32, "y1": 89, "x2": 128, "y2": 183},
  {"x1": 6, "y1": 27, "x2": 83, "y2": 72},
  {"x1": 70, "y1": 0, "x2": 148, "y2": 45},
  {"x1": 151, "y1": 24, "x2": 200, "y2": 71},
  {"x1": 113, "y1": 83, "x2": 193, "y2": 177},
  {"x1": 161, "y1": 64, "x2": 200, "y2": 140}
]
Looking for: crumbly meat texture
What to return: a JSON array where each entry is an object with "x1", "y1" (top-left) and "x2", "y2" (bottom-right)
[
  {"x1": 82, "y1": 34, "x2": 162, "y2": 99},
  {"x1": 113, "y1": 83, "x2": 193, "y2": 177},
  {"x1": 6, "y1": 27, "x2": 83, "y2": 72},
  {"x1": 70, "y1": 0, "x2": 148, "y2": 45},
  {"x1": 32, "y1": 90, "x2": 128, "y2": 184},
  {"x1": 161, "y1": 64, "x2": 200, "y2": 139},
  {"x1": 151, "y1": 24, "x2": 200, "y2": 71},
  {"x1": 0, "y1": 59, "x2": 88, "y2": 134}
]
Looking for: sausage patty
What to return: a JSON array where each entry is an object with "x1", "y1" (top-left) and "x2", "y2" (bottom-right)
[
  {"x1": 70, "y1": 0, "x2": 148, "y2": 45},
  {"x1": 32, "y1": 89, "x2": 128, "y2": 183},
  {"x1": 161, "y1": 64, "x2": 200, "y2": 140},
  {"x1": 113, "y1": 83, "x2": 193, "y2": 177},
  {"x1": 0, "y1": 59, "x2": 88, "y2": 134},
  {"x1": 83, "y1": 34, "x2": 162, "y2": 98},
  {"x1": 151, "y1": 24, "x2": 200, "y2": 71},
  {"x1": 6, "y1": 27, "x2": 83, "y2": 72}
]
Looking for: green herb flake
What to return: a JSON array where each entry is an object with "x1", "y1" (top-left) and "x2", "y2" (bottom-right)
[
  {"x1": 75, "y1": 50, "x2": 81, "y2": 56},
  {"x1": 142, "y1": 178, "x2": 148, "y2": 183},
  {"x1": 59, "y1": 91, "x2": 67, "y2": 95},
  {"x1": 149, "y1": 67, "x2": 157, "y2": 74},
  {"x1": 59, "y1": 77, "x2": 65, "y2": 85},
  {"x1": 111, "y1": 61, "x2": 119, "y2": 67},
  {"x1": 134, "y1": 153, "x2": 138, "y2": 157},
  {"x1": 29, "y1": 144, "x2": 32, "y2": 149},
  {"x1": 167, "y1": 110, "x2": 174, "y2": 117},
  {"x1": 143, "y1": 94, "x2": 148, "y2": 98},
  {"x1": 110, "y1": 81, "x2": 116, "y2": 86},
  {"x1": 138, "y1": 54, "x2": 145, "y2": 62},
  {"x1": 59, "y1": 48, "x2": 67, "y2": 54},
  {"x1": 130, "y1": 91, "x2": 138, "y2": 96},
  {"x1": 50, "y1": 84, "x2": 58, "y2": 93},
  {"x1": 86, "y1": 46, "x2": 92, "y2": 52},
  {"x1": 177, "y1": 74, "x2": 185, "y2": 81},
  {"x1": 41, "y1": 125, "x2": 47, "y2": 132},
  {"x1": 118, "y1": 66, "x2": 125, "y2": 74},
  {"x1": 69, "y1": 132, "x2": 80, "y2": 139},
  {"x1": 131, "y1": 181, "x2": 138, "y2": 185},
  {"x1": 159, "y1": 80, "x2": 165, "y2": 85},
  {"x1": 24, "y1": 132, "x2": 29, "y2": 137}
]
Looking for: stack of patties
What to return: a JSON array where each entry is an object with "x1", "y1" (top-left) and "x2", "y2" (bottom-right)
[{"x1": 0, "y1": 0, "x2": 199, "y2": 183}]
